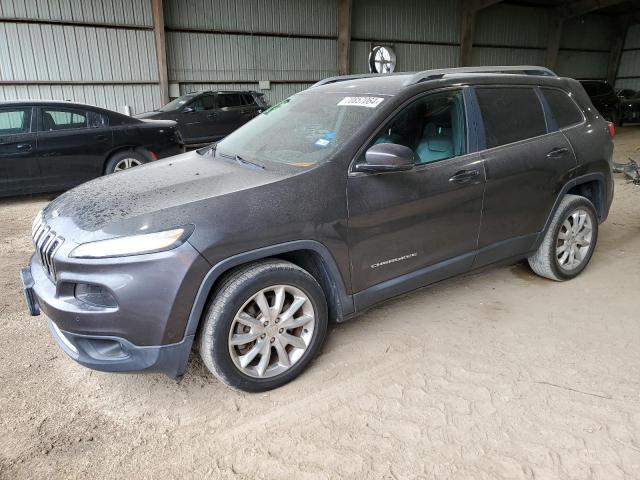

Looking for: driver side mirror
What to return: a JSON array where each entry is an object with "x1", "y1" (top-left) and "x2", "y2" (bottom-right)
[{"x1": 354, "y1": 143, "x2": 415, "y2": 173}]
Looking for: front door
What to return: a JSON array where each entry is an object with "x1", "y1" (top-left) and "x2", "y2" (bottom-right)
[
  {"x1": 0, "y1": 106, "x2": 37, "y2": 195},
  {"x1": 178, "y1": 94, "x2": 216, "y2": 143},
  {"x1": 347, "y1": 89, "x2": 485, "y2": 303}
]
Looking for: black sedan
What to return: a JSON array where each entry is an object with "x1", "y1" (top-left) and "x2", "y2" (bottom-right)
[
  {"x1": 620, "y1": 91, "x2": 640, "y2": 125},
  {"x1": 0, "y1": 100, "x2": 183, "y2": 197}
]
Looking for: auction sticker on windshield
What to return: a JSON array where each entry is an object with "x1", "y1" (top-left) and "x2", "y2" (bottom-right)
[{"x1": 337, "y1": 96, "x2": 384, "y2": 108}]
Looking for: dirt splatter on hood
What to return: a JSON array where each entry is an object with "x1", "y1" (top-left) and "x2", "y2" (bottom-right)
[{"x1": 42, "y1": 150, "x2": 286, "y2": 243}]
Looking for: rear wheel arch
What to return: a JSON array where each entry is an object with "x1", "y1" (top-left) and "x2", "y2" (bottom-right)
[{"x1": 566, "y1": 179, "x2": 604, "y2": 221}]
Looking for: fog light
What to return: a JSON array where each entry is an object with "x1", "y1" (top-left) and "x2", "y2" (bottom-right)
[{"x1": 75, "y1": 283, "x2": 117, "y2": 308}]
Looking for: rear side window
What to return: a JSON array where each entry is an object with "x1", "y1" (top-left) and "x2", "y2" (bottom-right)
[
  {"x1": 476, "y1": 87, "x2": 547, "y2": 148},
  {"x1": 0, "y1": 108, "x2": 31, "y2": 135},
  {"x1": 241, "y1": 93, "x2": 255, "y2": 106},
  {"x1": 541, "y1": 88, "x2": 583, "y2": 129},
  {"x1": 88, "y1": 111, "x2": 109, "y2": 128},
  {"x1": 41, "y1": 108, "x2": 87, "y2": 131},
  {"x1": 218, "y1": 93, "x2": 243, "y2": 108}
]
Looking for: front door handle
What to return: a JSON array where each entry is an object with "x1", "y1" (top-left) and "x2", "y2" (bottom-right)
[
  {"x1": 95, "y1": 134, "x2": 108, "y2": 141},
  {"x1": 16, "y1": 143, "x2": 32, "y2": 151},
  {"x1": 547, "y1": 147, "x2": 569, "y2": 158},
  {"x1": 449, "y1": 169, "x2": 480, "y2": 184}
]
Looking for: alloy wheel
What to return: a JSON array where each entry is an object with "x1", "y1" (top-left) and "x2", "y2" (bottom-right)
[
  {"x1": 113, "y1": 158, "x2": 142, "y2": 171},
  {"x1": 228, "y1": 285, "x2": 316, "y2": 378},
  {"x1": 556, "y1": 208, "x2": 593, "y2": 270}
]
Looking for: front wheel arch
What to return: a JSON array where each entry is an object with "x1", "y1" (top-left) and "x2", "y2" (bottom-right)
[{"x1": 184, "y1": 241, "x2": 353, "y2": 343}]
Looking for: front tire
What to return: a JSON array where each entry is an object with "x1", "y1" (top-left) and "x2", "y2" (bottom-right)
[
  {"x1": 528, "y1": 194, "x2": 598, "y2": 281},
  {"x1": 199, "y1": 260, "x2": 328, "y2": 392}
]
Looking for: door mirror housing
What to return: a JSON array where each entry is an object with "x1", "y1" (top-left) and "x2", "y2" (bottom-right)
[{"x1": 354, "y1": 143, "x2": 415, "y2": 173}]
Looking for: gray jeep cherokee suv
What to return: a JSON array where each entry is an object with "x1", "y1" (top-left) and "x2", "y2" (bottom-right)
[{"x1": 21, "y1": 66, "x2": 614, "y2": 392}]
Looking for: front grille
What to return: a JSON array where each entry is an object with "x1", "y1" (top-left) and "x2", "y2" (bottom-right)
[{"x1": 31, "y1": 214, "x2": 64, "y2": 281}]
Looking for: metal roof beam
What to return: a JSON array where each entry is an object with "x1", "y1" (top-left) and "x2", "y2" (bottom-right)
[{"x1": 557, "y1": 0, "x2": 629, "y2": 20}]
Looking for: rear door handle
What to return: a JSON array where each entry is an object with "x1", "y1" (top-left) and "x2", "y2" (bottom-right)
[
  {"x1": 16, "y1": 143, "x2": 32, "y2": 151},
  {"x1": 449, "y1": 169, "x2": 480, "y2": 184},
  {"x1": 547, "y1": 147, "x2": 569, "y2": 158}
]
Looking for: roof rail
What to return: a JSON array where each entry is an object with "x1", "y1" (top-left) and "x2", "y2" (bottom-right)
[
  {"x1": 310, "y1": 73, "x2": 404, "y2": 88},
  {"x1": 405, "y1": 65, "x2": 557, "y2": 86}
]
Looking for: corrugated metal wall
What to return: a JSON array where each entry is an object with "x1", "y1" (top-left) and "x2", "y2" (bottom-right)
[
  {"x1": 349, "y1": 1, "x2": 614, "y2": 81},
  {"x1": 474, "y1": 5, "x2": 611, "y2": 79},
  {"x1": 350, "y1": 0, "x2": 459, "y2": 73},
  {"x1": 616, "y1": 24, "x2": 640, "y2": 91},
  {"x1": 164, "y1": 0, "x2": 338, "y2": 104},
  {"x1": 0, "y1": 0, "x2": 159, "y2": 114},
  {"x1": 0, "y1": 0, "x2": 624, "y2": 110}
]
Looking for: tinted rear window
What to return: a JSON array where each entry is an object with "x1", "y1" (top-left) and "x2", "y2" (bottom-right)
[
  {"x1": 476, "y1": 87, "x2": 547, "y2": 148},
  {"x1": 541, "y1": 88, "x2": 583, "y2": 129},
  {"x1": 218, "y1": 93, "x2": 243, "y2": 108}
]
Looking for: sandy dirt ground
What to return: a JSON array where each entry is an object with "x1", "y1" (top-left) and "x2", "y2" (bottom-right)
[{"x1": 1, "y1": 128, "x2": 640, "y2": 480}]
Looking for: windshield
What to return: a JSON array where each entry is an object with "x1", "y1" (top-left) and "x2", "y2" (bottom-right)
[
  {"x1": 215, "y1": 92, "x2": 385, "y2": 168},
  {"x1": 158, "y1": 93, "x2": 198, "y2": 112}
]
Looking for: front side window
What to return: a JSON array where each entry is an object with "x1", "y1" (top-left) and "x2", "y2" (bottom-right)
[
  {"x1": 216, "y1": 92, "x2": 379, "y2": 168},
  {"x1": 159, "y1": 93, "x2": 198, "y2": 112},
  {"x1": 41, "y1": 109, "x2": 87, "y2": 131},
  {"x1": 370, "y1": 89, "x2": 467, "y2": 165},
  {"x1": 541, "y1": 88, "x2": 583, "y2": 129},
  {"x1": 0, "y1": 108, "x2": 31, "y2": 135},
  {"x1": 476, "y1": 87, "x2": 546, "y2": 148}
]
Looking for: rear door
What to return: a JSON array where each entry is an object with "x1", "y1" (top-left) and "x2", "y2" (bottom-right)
[
  {"x1": 215, "y1": 93, "x2": 246, "y2": 135},
  {"x1": 0, "y1": 106, "x2": 37, "y2": 195},
  {"x1": 35, "y1": 107, "x2": 112, "y2": 190},
  {"x1": 473, "y1": 86, "x2": 577, "y2": 267}
]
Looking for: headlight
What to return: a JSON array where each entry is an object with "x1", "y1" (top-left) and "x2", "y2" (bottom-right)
[{"x1": 70, "y1": 226, "x2": 192, "y2": 259}]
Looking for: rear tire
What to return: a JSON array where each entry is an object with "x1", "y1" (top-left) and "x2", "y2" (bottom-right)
[
  {"x1": 104, "y1": 150, "x2": 147, "y2": 174},
  {"x1": 528, "y1": 194, "x2": 598, "y2": 281},
  {"x1": 199, "y1": 260, "x2": 328, "y2": 392}
]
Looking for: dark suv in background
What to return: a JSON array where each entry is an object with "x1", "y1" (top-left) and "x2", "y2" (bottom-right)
[
  {"x1": 579, "y1": 80, "x2": 621, "y2": 124},
  {"x1": 22, "y1": 66, "x2": 614, "y2": 392},
  {"x1": 136, "y1": 90, "x2": 268, "y2": 145}
]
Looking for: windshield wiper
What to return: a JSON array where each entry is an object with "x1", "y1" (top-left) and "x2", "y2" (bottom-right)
[
  {"x1": 234, "y1": 154, "x2": 264, "y2": 169},
  {"x1": 218, "y1": 152, "x2": 264, "y2": 169},
  {"x1": 196, "y1": 142, "x2": 217, "y2": 156}
]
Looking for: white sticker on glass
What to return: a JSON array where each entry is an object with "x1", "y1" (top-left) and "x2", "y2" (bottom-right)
[{"x1": 337, "y1": 96, "x2": 384, "y2": 108}]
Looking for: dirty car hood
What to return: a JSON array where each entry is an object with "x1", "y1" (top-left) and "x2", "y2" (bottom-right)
[{"x1": 43, "y1": 150, "x2": 285, "y2": 243}]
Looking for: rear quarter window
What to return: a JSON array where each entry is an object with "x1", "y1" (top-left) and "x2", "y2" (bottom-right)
[
  {"x1": 541, "y1": 88, "x2": 583, "y2": 129},
  {"x1": 475, "y1": 87, "x2": 547, "y2": 149}
]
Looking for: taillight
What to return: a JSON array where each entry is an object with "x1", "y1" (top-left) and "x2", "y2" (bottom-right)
[
  {"x1": 607, "y1": 121, "x2": 615, "y2": 139},
  {"x1": 149, "y1": 150, "x2": 158, "y2": 161}
]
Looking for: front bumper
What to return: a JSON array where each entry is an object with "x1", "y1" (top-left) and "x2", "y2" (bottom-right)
[
  {"x1": 46, "y1": 318, "x2": 193, "y2": 378},
  {"x1": 22, "y1": 240, "x2": 210, "y2": 378}
]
